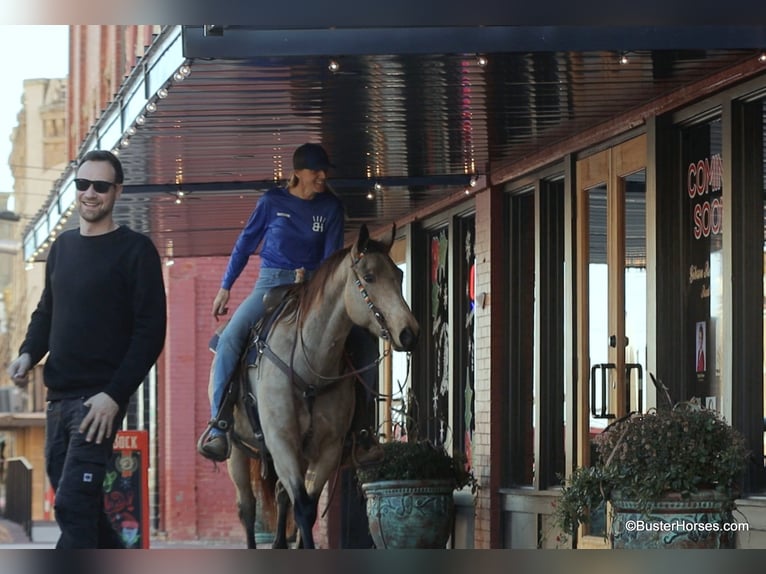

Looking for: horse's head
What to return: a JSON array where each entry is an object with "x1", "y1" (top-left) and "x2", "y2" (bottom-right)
[{"x1": 346, "y1": 224, "x2": 419, "y2": 352}]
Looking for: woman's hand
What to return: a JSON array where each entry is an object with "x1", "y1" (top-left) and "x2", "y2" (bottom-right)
[{"x1": 212, "y1": 288, "x2": 230, "y2": 320}]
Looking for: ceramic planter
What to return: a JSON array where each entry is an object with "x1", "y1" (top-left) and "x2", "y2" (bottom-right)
[
  {"x1": 362, "y1": 479, "x2": 455, "y2": 549},
  {"x1": 610, "y1": 490, "x2": 737, "y2": 549}
]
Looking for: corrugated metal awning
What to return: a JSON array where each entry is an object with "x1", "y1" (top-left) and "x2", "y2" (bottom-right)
[{"x1": 22, "y1": 25, "x2": 766, "y2": 260}]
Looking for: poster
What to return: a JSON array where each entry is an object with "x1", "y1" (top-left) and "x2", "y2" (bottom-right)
[
  {"x1": 104, "y1": 430, "x2": 149, "y2": 549},
  {"x1": 683, "y1": 119, "x2": 723, "y2": 409}
]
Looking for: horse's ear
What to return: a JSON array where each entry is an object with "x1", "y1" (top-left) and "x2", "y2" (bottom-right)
[
  {"x1": 382, "y1": 223, "x2": 396, "y2": 252},
  {"x1": 355, "y1": 224, "x2": 370, "y2": 256}
]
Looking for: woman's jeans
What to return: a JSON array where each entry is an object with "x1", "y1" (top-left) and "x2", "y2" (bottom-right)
[{"x1": 210, "y1": 268, "x2": 307, "y2": 425}]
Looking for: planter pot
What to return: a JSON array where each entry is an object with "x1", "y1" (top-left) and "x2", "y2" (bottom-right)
[
  {"x1": 361, "y1": 479, "x2": 455, "y2": 549},
  {"x1": 610, "y1": 490, "x2": 737, "y2": 549}
]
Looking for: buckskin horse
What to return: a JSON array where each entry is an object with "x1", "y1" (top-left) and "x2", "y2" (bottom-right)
[{"x1": 212, "y1": 224, "x2": 419, "y2": 548}]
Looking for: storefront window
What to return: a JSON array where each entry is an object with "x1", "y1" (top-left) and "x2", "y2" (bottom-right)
[
  {"x1": 762, "y1": 99, "x2": 766, "y2": 471},
  {"x1": 428, "y1": 226, "x2": 450, "y2": 445},
  {"x1": 681, "y1": 118, "x2": 723, "y2": 410}
]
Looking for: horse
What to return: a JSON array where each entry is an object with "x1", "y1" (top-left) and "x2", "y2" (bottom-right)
[{"x1": 214, "y1": 223, "x2": 419, "y2": 549}]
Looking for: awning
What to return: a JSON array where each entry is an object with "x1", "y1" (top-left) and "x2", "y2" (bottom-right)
[{"x1": 22, "y1": 25, "x2": 766, "y2": 261}]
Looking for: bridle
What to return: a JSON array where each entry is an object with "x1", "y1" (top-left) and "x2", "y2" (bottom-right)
[
  {"x1": 259, "y1": 247, "x2": 396, "y2": 394},
  {"x1": 349, "y1": 250, "x2": 392, "y2": 342}
]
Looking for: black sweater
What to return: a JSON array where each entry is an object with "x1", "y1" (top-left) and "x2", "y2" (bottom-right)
[{"x1": 20, "y1": 226, "x2": 167, "y2": 407}]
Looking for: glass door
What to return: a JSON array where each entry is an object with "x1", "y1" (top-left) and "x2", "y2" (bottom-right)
[{"x1": 575, "y1": 135, "x2": 647, "y2": 547}]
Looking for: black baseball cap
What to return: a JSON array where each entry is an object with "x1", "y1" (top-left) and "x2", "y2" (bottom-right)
[{"x1": 293, "y1": 143, "x2": 335, "y2": 171}]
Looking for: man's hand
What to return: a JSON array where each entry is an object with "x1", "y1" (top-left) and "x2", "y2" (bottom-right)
[
  {"x1": 212, "y1": 288, "x2": 230, "y2": 321},
  {"x1": 7, "y1": 353, "x2": 32, "y2": 387},
  {"x1": 79, "y1": 392, "x2": 119, "y2": 444}
]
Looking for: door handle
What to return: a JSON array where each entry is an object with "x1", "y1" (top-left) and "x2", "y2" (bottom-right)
[
  {"x1": 590, "y1": 363, "x2": 616, "y2": 419},
  {"x1": 609, "y1": 335, "x2": 630, "y2": 348},
  {"x1": 625, "y1": 363, "x2": 643, "y2": 413}
]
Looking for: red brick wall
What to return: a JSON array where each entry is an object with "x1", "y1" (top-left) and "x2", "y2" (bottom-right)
[
  {"x1": 159, "y1": 255, "x2": 260, "y2": 542},
  {"x1": 67, "y1": 25, "x2": 156, "y2": 158}
]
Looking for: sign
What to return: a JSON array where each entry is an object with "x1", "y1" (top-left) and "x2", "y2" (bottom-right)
[
  {"x1": 103, "y1": 430, "x2": 150, "y2": 549},
  {"x1": 682, "y1": 120, "x2": 723, "y2": 408}
]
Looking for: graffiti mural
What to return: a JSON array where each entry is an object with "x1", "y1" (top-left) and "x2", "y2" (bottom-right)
[{"x1": 429, "y1": 227, "x2": 450, "y2": 445}]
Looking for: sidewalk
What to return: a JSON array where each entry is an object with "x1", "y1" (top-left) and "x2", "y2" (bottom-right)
[
  {"x1": 0, "y1": 517, "x2": 49, "y2": 549},
  {"x1": 0, "y1": 517, "x2": 262, "y2": 549}
]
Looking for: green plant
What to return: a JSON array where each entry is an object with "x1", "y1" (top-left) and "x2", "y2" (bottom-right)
[
  {"x1": 357, "y1": 374, "x2": 479, "y2": 495},
  {"x1": 553, "y1": 399, "x2": 750, "y2": 539},
  {"x1": 355, "y1": 440, "x2": 479, "y2": 495}
]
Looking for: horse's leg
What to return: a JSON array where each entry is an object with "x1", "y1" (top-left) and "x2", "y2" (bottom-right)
[
  {"x1": 257, "y1": 375, "x2": 318, "y2": 548},
  {"x1": 263, "y1": 436, "x2": 317, "y2": 548},
  {"x1": 288, "y1": 479, "x2": 317, "y2": 548},
  {"x1": 227, "y1": 447, "x2": 257, "y2": 549},
  {"x1": 272, "y1": 480, "x2": 290, "y2": 549},
  {"x1": 301, "y1": 442, "x2": 344, "y2": 546}
]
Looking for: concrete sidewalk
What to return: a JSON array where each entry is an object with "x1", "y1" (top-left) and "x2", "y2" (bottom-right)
[
  {"x1": 0, "y1": 517, "x2": 260, "y2": 549},
  {"x1": 0, "y1": 517, "x2": 52, "y2": 549}
]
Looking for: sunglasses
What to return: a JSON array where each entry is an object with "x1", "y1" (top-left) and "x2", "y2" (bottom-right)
[{"x1": 74, "y1": 178, "x2": 116, "y2": 194}]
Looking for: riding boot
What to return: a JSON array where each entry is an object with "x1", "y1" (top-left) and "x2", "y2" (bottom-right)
[
  {"x1": 197, "y1": 372, "x2": 238, "y2": 461},
  {"x1": 197, "y1": 421, "x2": 231, "y2": 462}
]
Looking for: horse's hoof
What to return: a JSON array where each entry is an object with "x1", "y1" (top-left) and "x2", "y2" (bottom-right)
[{"x1": 198, "y1": 434, "x2": 229, "y2": 462}]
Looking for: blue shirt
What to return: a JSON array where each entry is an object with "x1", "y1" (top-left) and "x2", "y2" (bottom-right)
[{"x1": 221, "y1": 186, "x2": 345, "y2": 290}]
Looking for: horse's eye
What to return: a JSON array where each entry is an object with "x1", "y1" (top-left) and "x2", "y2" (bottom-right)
[{"x1": 363, "y1": 273, "x2": 376, "y2": 283}]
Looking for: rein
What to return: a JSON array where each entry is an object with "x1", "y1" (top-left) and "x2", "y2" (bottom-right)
[
  {"x1": 293, "y1": 250, "x2": 392, "y2": 385},
  {"x1": 257, "y1": 248, "x2": 393, "y2": 396}
]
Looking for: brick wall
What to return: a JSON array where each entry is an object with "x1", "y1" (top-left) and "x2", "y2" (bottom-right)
[
  {"x1": 159, "y1": 255, "x2": 260, "y2": 542},
  {"x1": 471, "y1": 186, "x2": 505, "y2": 548},
  {"x1": 68, "y1": 25, "x2": 157, "y2": 158}
]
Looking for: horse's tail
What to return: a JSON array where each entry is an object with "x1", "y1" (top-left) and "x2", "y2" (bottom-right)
[{"x1": 250, "y1": 457, "x2": 277, "y2": 531}]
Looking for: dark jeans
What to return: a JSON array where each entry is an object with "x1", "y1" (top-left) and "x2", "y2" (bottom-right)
[{"x1": 45, "y1": 397, "x2": 125, "y2": 549}]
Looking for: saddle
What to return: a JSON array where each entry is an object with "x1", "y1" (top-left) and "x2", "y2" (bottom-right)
[{"x1": 206, "y1": 285, "x2": 299, "y2": 464}]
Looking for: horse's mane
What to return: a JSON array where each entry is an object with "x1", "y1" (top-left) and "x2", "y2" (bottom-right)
[{"x1": 296, "y1": 236, "x2": 392, "y2": 320}]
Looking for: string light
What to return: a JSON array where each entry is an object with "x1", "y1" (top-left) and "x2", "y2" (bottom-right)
[{"x1": 173, "y1": 64, "x2": 192, "y2": 81}]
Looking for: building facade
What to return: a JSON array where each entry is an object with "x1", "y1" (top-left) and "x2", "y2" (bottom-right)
[
  {"x1": 15, "y1": 24, "x2": 766, "y2": 548},
  {"x1": 1, "y1": 76, "x2": 67, "y2": 522}
]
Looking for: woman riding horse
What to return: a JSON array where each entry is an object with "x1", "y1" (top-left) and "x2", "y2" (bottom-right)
[{"x1": 224, "y1": 223, "x2": 418, "y2": 548}]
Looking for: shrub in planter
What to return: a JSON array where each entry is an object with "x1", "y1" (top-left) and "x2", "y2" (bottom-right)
[
  {"x1": 554, "y1": 399, "x2": 750, "y2": 548},
  {"x1": 356, "y1": 440, "x2": 478, "y2": 548}
]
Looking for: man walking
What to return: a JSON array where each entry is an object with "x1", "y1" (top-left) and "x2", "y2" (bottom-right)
[{"x1": 7, "y1": 150, "x2": 167, "y2": 548}]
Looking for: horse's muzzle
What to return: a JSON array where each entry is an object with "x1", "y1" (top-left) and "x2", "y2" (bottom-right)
[{"x1": 397, "y1": 327, "x2": 418, "y2": 352}]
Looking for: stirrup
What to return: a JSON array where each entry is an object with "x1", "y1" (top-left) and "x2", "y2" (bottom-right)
[{"x1": 197, "y1": 421, "x2": 232, "y2": 460}]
